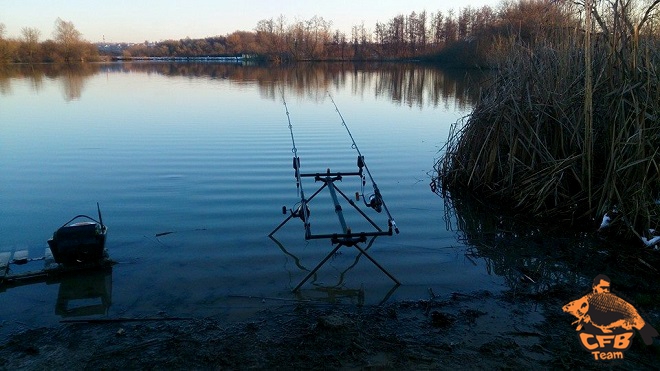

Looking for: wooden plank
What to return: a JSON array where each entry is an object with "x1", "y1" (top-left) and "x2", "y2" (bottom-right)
[
  {"x1": 0, "y1": 252, "x2": 11, "y2": 277},
  {"x1": 0, "y1": 252, "x2": 10, "y2": 267},
  {"x1": 44, "y1": 248, "x2": 59, "y2": 270},
  {"x1": 12, "y1": 249, "x2": 29, "y2": 264}
]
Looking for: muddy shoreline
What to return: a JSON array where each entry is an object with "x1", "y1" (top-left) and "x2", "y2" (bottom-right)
[
  {"x1": 2, "y1": 222, "x2": 659, "y2": 369},
  {"x1": 1, "y1": 283, "x2": 658, "y2": 370}
]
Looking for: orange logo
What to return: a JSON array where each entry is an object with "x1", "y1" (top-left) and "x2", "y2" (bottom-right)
[{"x1": 563, "y1": 274, "x2": 658, "y2": 360}]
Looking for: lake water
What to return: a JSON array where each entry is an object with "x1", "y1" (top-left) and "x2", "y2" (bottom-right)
[{"x1": 0, "y1": 62, "x2": 506, "y2": 338}]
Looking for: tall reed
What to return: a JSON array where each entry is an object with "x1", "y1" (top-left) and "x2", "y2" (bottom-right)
[{"x1": 436, "y1": 26, "x2": 659, "y2": 240}]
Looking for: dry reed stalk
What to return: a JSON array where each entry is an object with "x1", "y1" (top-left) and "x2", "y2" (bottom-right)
[
  {"x1": 435, "y1": 27, "x2": 659, "y2": 241},
  {"x1": 584, "y1": 0, "x2": 594, "y2": 211}
]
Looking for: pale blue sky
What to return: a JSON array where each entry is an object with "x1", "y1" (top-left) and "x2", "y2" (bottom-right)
[{"x1": 1, "y1": 0, "x2": 498, "y2": 43}]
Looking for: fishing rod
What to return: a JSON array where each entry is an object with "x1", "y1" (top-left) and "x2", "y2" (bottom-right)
[
  {"x1": 270, "y1": 92, "x2": 401, "y2": 290},
  {"x1": 327, "y1": 92, "x2": 399, "y2": 234},
  {"x1": 281, "y1": 91, "x2": 310, "y2": 229}
]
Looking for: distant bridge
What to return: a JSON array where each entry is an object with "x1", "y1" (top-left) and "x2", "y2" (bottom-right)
[{"x1": 111, "y1": 55, "x2": 257, "y2": 62}]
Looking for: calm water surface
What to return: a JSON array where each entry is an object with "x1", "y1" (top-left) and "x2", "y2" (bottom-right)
[{"x1": 0, "y1": 62, "x2": 504, "y2": 338}]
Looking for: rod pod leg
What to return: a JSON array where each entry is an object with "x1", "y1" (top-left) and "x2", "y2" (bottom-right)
[{"x1": 292, "y1": 243, "x2": 344, "y2": 292}]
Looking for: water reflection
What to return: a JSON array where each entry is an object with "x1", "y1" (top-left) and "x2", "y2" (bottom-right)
[
  {"x1": 0, "y1": 62, "x2": 484, "y2": 108},
  {"x1": 270, "y1": 235, "x2": 398, "y2": 305},
  {"x1": 54, "y1": 268, "x2": 112, "y2": 317},
  {"x1": 0, "y1": 63, "x2": 100, "y2": 101},
  {"x1": 443, "y1": 193, "x2": 660, "y2": 301},
  {"x1": 0, "y1": 265, "x2": 112, "y2": 318}
]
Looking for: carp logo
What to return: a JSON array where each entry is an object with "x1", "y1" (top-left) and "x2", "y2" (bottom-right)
[{"x1": 563, "y1": 274, "x2": 658, "y2": 361}]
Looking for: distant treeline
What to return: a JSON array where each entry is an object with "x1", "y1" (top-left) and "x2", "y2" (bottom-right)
[
  {"x1": 119, "y1": 0, "x2": 583, "y2": 65},
  {"x1": 0, "y1": 18, "x2": 100, "y2": 63},
  {"x1": 3, "y1": 1, "x2": 659, "y2": 66},
  {"x1": 0, "y1": 18, "x2": 99, "y2": 63}
]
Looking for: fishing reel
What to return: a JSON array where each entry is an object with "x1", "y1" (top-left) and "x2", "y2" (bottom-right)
[
  {"x1": 367, "y1": 193, "x2": 383, "y2": 213},
  {"x1": 354, "y1": 191, "x2": 383, "y2": 213},
  {"x1": 282, "y1": 203, "x2": 310, "y2": 222},
  {"x1": 355, "y1": 155, "x2": 381, "y2": 211}
]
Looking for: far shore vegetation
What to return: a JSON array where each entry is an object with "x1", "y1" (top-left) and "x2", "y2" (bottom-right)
[
  {"x1": 0, "y1": 18, "x2": 99, "y2": 63},
  {"x1": 0, "y1": 0, "x2": 622, "y2": 67}
]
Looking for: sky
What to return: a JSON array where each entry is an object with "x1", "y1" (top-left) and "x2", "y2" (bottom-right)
[{"x1": 1, "y1": 0, "x2": 498, "y2": 43}]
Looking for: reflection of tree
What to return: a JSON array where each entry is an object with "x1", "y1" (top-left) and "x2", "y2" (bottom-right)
[
  {"x1": 442, "y1": 192, "x2": 660, "y2": 299},
  {"x1": 0, "y1": 62, "x2": 482, "y2": 106},
  {"x1": 0, "y1": 67, "x2": 10, "y2": 95},
  {"x1": 26, "y1": 65, "x2": 44, "y2": 91},
  {"x1": 101, "y1": 62, "x2": 485, "y2": 108},
  {"x1": 0, "y1": 63, "x2": 99, "y2": 100},
  {"x1": 61, "y1": 69, "x2": 85, "y2": 101}
]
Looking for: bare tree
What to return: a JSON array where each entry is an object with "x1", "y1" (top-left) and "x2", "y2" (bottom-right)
[
  {"x1": 21, "y1": 27, "x2": 41, "y2": 43},
  {"x1": 0, "y1": 22, "x2": 17, "y2": 62},
  {"x1": 407, "y1": 11, "x2": 418, "y2": 54},
  {"x1": 332, "y1": 29, "x2": 348, "y2": 59},
  {"x1": 306, "y1": 16, "x2": 332, "y2": 59},
  {"x1": 458, "y1": 6, "x2": 473, "y2": 40},
  {"x1": 21, "y1": 27, "x2": 41, "y2": 62},
  {"x1": 255, "y1": 18, "x2": 277, "y2": 54},
  {"x1": 430, "y1": 11, "x2": 445, "y2": 47},
  {"x1": 275, "y1": 15, "x2": 287, "y2": 55},
  {"x1": 418, "y1": 10, "x2": 428, "y2": 52},
  {"x1": 53, "y1": 18, "x2": 84, "y2": 62},
  {"x1": 388, "y1": 15, "x2": 406, "y2": 56},
  {"x1": 582, "y1": 0, "x2": 660, "y2": 60},
  {"x1": 444, "y1": 10, "x2": 458, "y2": 44},
  {"x1": 351, "y1": 24, "x2": 361, "y2": 58},
  {"x1": 472, "y1": 5, "x2": 496, "y2": 37}
]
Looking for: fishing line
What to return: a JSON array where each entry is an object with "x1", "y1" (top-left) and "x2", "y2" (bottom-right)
[
  {"x1": 271, "y1": 92, "x2": 400, "y2": 290},
  {"x1": 281, "y1": 89, "x2": 310, "y2": 225},
  {"x1": 327, "y1": 92, "x2": 399, "y2": 234}
]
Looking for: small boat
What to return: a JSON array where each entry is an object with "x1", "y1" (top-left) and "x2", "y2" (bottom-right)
[{"x1": 47, "y1": 203, "x2": 107, "y2": 265}]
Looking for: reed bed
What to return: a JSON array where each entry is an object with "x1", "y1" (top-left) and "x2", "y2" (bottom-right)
[{"x1": 436, "y1": 33, "x2": 659, "y2": 240}]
